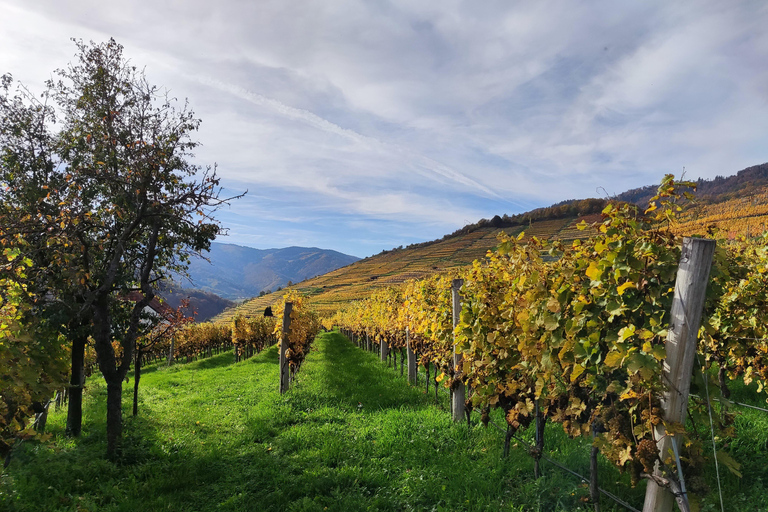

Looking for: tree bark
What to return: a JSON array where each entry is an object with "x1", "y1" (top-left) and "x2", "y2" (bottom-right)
[
  {"x1": 106, "y1": 381, "x2": 123, "y2": 458},
  {"x1": 133, "y1": 349, "x2": 142, "y2": 417},
  {"x1": 66, "y1": 335, "x2": 86, "y2": 437}
]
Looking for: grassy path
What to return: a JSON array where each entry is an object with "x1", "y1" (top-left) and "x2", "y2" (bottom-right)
[{"x1": 9, "y1": 331, "x2": 765, "y2": 510}]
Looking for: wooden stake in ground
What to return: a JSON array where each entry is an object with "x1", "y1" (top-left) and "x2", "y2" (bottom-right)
[
  {"x1": 381, "y1": 336, "x2": 388, "y2": 362},
  {"x1": 590, "y1": 424, "x2": 600, "y2": 512},
  {"x1": 407, "y1": 328, "x2": 417, "y2": 384},
  {"x1": 451, "y1": 278, "x2": 465, "y2": 422},
  {"x1": 279, "y1": 302, "x2": 293, "y2": 394},
  {"x1": 534, "y1": 400, "x2": 545, "y2": 478},
  {"x1": 643, "y1": 237, "x2": 715, "y2": 512}
]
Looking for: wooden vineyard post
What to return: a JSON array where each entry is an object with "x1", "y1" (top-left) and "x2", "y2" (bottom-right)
[
  {"x1": 590, "y1": 425, "x2": 600, "y2": 512},
  {"x1": 451, "y1": 278, "x2": 465, "y2": 422},
  {"x1": 167, "y1": 334, "x2": 175, "y2": 365},
  {"x1": 279, "y1": 301, "x2": 293, "y2": 394},
  {"x1": 534, "y1": 400, "x2": 545, "y2": 478},
  {"x1": 643, "y1": 238, "x2": 716, "y2": 512},
  {"x1": 407, "y1": 328, "x2": 417, "y2": 384},
  {"x1": 381, "y1": 336, "x2": 388, "y2": 362}
]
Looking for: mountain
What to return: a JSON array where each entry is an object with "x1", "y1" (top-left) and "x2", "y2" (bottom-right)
[
  {"x1": 616, "y1": 162, "x2": 768, "y2": 206},
  {"x1": 174, "y1": 243, "x2": 359, "y2": 300},
  {"x1": 158, "y1": 283, "x2": 235, "y2": 322},
  {"x1": 211, "y1": 214, "x2": 603, "y2": 322}
]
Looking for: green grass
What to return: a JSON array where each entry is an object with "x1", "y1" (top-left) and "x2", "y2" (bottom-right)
[{"x1": 2, "y1": 332, "x2": 766, "y2": 511}]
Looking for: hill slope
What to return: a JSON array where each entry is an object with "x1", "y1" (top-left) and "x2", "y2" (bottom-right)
[
  {"x1": 212, "y1": 214, "x2": 601, "y2": 321},
  {"x1": 158, "y1": 283, "x2": 235, "y2": 322},
  {"x1": 617, "y1": 162, "x2": 768, "y2": 206},
  {"x1": 213, "y1": 162, "x2": 768, "y2": 322},
  {"x1": 176, "y1": 243, "x2": 359, "y2": 300}
]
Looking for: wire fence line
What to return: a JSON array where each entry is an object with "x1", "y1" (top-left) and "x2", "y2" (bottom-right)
[
  {"x1": 479, "y1": 415, "x2": 641, "y2": 512},
  {"x1": 348, "y1": 332, "x2": 767, "y2": 512},
  {"x1": 690, "y1": 393, "x2": 768, "y2": 414},
  {"x1": 360, "y1": 336, "x2": 645, "y2": 512}
]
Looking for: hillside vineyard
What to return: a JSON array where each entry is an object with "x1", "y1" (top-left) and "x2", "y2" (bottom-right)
[
  {"x1": 327, "y1": 177, "x2": 767, "y2": 507},
  {"x1": 87, "y1": 174, "x2": 767, "y2": 509}
]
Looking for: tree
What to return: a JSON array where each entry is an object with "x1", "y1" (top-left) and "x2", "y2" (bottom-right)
[
  {"x1": 0, "y1": 71, "x2": 88, "y2": 438},
  {"x1": 0, "y1": 38, "x2": 240, "y2": 456},
  {"x1": 0, "y1": 244, "x2": 68, "y2": 464}
]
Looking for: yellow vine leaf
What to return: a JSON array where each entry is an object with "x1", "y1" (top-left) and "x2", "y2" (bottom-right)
[
  {"x1": 617, "y1": 281, "x2": 636, "y2": 295},
  {"x1": 585, "y1": 262, "x2": 602, "y2": 282}
]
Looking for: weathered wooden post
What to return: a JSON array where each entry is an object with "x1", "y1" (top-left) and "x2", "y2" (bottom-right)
[
  {"x1": 381, "y1": 336, "x2": 388, "y2": 362},
  {"x1": 534, "y1": 400, "x2": 545, "y2": 478},
  {"x1": 407, "y1": 328, "x2": 417, "y2": 384},
  {"x1": 167, "y1": 335, "x2": 175, "y2": 365},
  {"x1": 643, "y1": 238, "x2": 715, "y2": 512},
  {"x1": 590, "y1": 425, "x2": 600, "y2": 512},
  {"x1": 279, "y1": 302, "x2": 293, "y2": 394},
  {"x1": 451, "y1": 278, "x2": 465, "y2": 422}
]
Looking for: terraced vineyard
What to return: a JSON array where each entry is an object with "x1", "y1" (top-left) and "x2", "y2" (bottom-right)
[
  {"x1": 674, "y1": 185, "x2": 768, "y2": 238},
  {"x1": 212, "y1": 215, "x2": 598, "y2": 322}
]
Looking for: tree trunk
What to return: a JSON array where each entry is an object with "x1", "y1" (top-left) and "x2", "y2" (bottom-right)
[
  {"x1": 106, "y1": 381, "x2": 123, "y2": 458},
  {"x1": 133, "y1": 349, "x2": 142, "y2": 417},
  {"x1": 66, "y1": 335, "x2": 86, "y2": 437}
]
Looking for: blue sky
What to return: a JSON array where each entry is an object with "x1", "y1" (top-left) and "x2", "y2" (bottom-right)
[{"x1": 2, "y1": 1, "x2": 767, "y2": 257}]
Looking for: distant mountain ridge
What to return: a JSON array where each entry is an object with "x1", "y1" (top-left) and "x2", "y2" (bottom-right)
[
  {"x1": 158, "y1": 283, "x2": 235, "y2": 322},
  {"x1": 616, "y1": 163, "x2": 768, "y2": 206},
  {"x1": 174, "y1": 243, "x2": 359, "y2": 300}
]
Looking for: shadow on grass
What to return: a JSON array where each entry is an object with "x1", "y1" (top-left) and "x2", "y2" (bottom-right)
[
  {"x1": 244, "y1": 344, "x2": 280, "y2": 366},
  {"x1": 303, "y1": 331, "x2": 436, "y2": 413},
  {"x1": 138, "y1": 350, "x2": 236, "y2": 377}
]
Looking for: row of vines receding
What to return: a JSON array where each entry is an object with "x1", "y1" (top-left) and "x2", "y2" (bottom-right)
[{"x1": 330, "y1": 175, "x2": 767, "y2": 501}]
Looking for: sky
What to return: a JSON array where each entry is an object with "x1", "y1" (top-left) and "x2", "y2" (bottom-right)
[{"x1": 1, "y1": 1, "x2": 767, "y2": 258}]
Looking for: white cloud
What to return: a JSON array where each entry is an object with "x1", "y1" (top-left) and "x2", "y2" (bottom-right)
[{"x1": 1, "y1": 0, "x2": 767, "y2": 256}]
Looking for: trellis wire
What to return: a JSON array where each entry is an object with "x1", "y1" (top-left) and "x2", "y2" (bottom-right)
[
  {"x1": 482, "y1": 415, "x2": 641, "y2": 512},
  {"x1": 690, "y1": 394, "x2": 768, "y2": 414},
  {"x1": 696, "y1": 352, "x2": 725, "y2": 512}
]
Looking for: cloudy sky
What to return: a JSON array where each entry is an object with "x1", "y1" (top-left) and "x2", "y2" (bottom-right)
[{"x1": 2, "y1": 1, "x2": 767, "y2": 257}]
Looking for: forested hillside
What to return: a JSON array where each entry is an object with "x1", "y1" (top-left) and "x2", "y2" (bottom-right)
[{"x1": 617, "y1": 162, "x2": 768, "y2": 206}]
